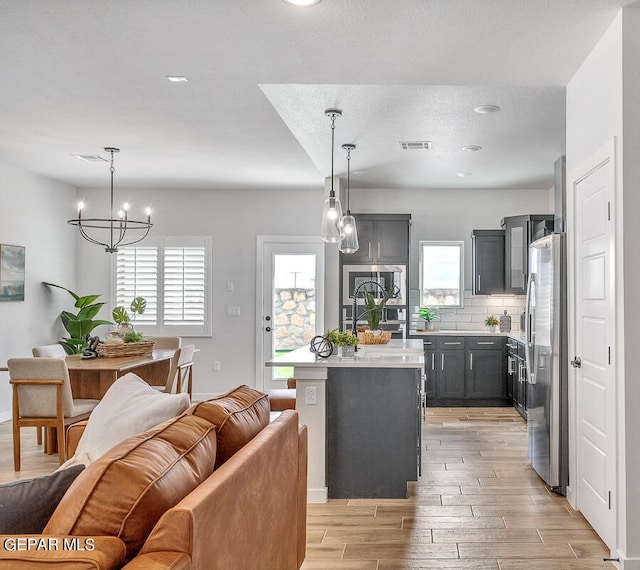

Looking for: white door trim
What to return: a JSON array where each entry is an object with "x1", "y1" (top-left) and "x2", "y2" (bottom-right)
[
  {"x1": 566, "y1": 137, "x2": 617, "y2": 549},
  {"x1": 255, "y1": 235, "x2": 325, "y2": 391}
]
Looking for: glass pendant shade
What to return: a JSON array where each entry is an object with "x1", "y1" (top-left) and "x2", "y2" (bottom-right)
[
  {"x1": 320, "y1": 194, "x2": 343, "y2": 243},
  {"x1": 339, "y1": 213, "x2": 359, "y2": 253}
]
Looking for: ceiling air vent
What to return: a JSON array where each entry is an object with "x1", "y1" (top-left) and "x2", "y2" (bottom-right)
[
  {"x1": 399, "y1": 141, "x2": 432, "y2": 151},
  {"x1": 71, "y1": 154, "x2": 109, "y2": 162}
]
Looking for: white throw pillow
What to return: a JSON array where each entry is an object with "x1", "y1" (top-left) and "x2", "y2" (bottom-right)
[{"x1": 60, "y1": 372, "x2": 191, "y2": 469}]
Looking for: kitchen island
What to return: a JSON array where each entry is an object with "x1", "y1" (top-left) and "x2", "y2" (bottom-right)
[{"x1": 266, "y1": 339, "x2": 424, "y2": 502}]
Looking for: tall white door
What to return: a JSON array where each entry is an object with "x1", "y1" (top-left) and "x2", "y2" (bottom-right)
[
  {"x1": 256, "y1": 237, "x2": 324, "y2": 391},
  {"x1": 572, "y1": 152, "x2": 616, "y2": 548}
]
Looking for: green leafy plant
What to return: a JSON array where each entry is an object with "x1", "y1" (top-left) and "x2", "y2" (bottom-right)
[
  {"x1": 123, "y1": 330, "x2": 145, "y2": 343},
  {"x1": 323, "y1": 328, "x2": 358, "y2": 347},
  {"x1": 485, "y1": 315, "x2": 500, "y2": 327},
  {"x1": 43, "y1": 282, "x2": 112, "y2": 354},
  {"x1": 362, "y1": 287, "x2": 396, "y2": 330},
  {"x1": 112, "y1": 297, "x2": 147, "y2": 324},
  {"x1": 419, "y1": 307, "x2": 439, "y2": 323}
]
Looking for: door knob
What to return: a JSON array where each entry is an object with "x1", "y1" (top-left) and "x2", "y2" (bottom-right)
[{"x1": 570, "y1": 357, "x2": 582, "y2": 368}]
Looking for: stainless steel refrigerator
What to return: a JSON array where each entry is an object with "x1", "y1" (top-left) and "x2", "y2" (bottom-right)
[{"x1": 525, "y1": 233, "x2": 568, "y2": 494}]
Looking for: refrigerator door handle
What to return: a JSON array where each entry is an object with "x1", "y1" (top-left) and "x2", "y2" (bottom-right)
[{"x1": 524, "y1": 273, "x2": 535, "y2": 382}]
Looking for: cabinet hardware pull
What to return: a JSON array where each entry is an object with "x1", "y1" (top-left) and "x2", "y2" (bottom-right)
[
  {"x1": 368, "y1": 242, "x2": 372, "y2": 259},
  {"x1": 477, "y1": 342, "x2": 494, "y2": 345},
  {"x1": 377, "y1": 242, "x2": 381, "y2": 259},
  {"x1": 470, "y1": 353, "x2": 473, "y2": 370},
  {"x1": 441, "y1": 354, "x2": 444, "y2": 370},
  {"x1": 431, "y1": 353, "x2": 435, "y2": 370},
  {"x1": 444, "y1": 342, "x2": 461, "y2": 345},
  {"x1": 478, "y1": 275, "x2": 481, "y2": 291}
]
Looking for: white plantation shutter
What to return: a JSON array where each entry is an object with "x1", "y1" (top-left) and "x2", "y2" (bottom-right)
[
  {"x1": 113, "y1": 237, "x2": 211, "y2": 336},
  {"x1": 116, "y1": 248, "x2": 158, "y2": 324},
  {"x1": 163, "y1": 246, "x2": 206, "y2": 325}
]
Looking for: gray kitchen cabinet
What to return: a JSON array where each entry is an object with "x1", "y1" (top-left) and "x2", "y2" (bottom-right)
[
  {"x1": 436, "y1": 338, "x2": 466, "y2": 399},
  {"x1": 346, "y1": 214, "x2": 410, "y2": 263},
  {"x1": 424, "y1": 336, "x2": 508, "y2": 407},
  {"x1": 471, "y1": 229, "x2": 505, "y2": 295},
  {"x1": 423, "y1": 339, "x2": 436, "y2": 401},
  {"x1": 501, "y1": 214, "x2": 554, "y2": 294},
  {"x1": 467, "y1": 338, "x2": 507, "y2": 399}
]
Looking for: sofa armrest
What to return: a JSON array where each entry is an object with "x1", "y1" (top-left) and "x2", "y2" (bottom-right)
[
  {"x1": 66, "y1": 421, "x2": 88, "y2": 459},
  {"x1": 122, "y1": 551, "x2": 190, "y2": 570},
  {"x1": 0, "y1": 535, "x2": 125, "y2": 569}
]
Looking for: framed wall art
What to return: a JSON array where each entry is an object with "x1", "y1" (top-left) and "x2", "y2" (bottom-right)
[{"x1": 0, "y1": 244, "x2": 25, "y2": 301}]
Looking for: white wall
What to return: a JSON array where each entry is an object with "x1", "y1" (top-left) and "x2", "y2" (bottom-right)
[
  {"x1": 75, "y1": 186, "x2": 325, "y2": 398},
  {"x1": 0, "y1": 162, "x2": 77, "y2": 421},
  {"x1": 567, "y1": 7, "x2": 640, "y2": 567}
]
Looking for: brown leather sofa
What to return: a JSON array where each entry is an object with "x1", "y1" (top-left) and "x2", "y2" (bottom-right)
[{"x1": 0, "y1": 386, "x2": 308, "y2": 570}]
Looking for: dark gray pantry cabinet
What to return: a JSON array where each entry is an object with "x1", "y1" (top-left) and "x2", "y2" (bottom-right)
[{"x1": 423, "y1": 335, "x2": 508, "y2": 406}]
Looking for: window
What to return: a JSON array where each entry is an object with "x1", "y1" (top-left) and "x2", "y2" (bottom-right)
[
  {"x1": 419, "y1": 241, "x2": 464, "y2": 308},
  {"x1": 113, "y1": 237, "x2": 212, "y2": 336}
]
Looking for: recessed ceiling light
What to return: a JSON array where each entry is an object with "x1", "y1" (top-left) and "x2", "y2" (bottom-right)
[
  {"x1": 462, "y1": 145, "x2": 482, "y2": 152},
  {"x1": 166, "y1": 76, "x2": 189, "y2": 82},
  {"x1": 456, "y1": 172, "x2": 472, "y2": 178},
  {"x1": 282, "y1": 0, "x2": 321, "y2": 5},
  {"x1": 474, "y1": 105, "x2": 501, "y2": 114}
]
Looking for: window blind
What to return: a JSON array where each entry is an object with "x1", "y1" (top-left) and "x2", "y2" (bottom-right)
[
  {"x1": 115, "y1": 247, "x2": 158, "y2": 324},
  {"x1": 163, "y1": 246, "x2": 206, "y2": 325}
]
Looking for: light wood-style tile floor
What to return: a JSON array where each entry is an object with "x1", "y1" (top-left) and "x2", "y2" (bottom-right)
[
  {"x1": 303, "y1": 407, "x2": 615, "y2": 570},
  {"x1": 0, "y1": 409, "x2": 615, "y2": 569}
]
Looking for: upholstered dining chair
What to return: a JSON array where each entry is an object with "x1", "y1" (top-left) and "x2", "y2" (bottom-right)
[
  {"x1": 31, "y1": 344, "x2": 68, "y2": 444},
  {"x1": 32, "y1": 344, "x2": 67, "y2": 358},
  {"x1": 7, "y1": 357, "x2": 99, "y2": 471},
  {"x1": 163, "y1": 344, "x2": 195, "y2": 397},
  {"x1": 145, "y1": 336, "x2": 182, "y2": 350}
]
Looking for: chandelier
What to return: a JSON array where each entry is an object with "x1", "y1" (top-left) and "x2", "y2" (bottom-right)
[{"x1": 67, "y1": 147, "x2": 152, "y2": 253}]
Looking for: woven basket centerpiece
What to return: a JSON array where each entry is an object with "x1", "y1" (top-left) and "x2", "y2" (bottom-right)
[
  {"x1": 357, "y1": 330, "x2": 392, "y2": 345},
  {"x1": 96, "y1": 341, "x2": 155, "y2": 358}
]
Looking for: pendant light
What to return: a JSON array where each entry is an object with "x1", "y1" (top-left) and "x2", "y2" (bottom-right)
[
  {"x1": 320, "y1": 109, "x2": 344, "y2": 243},
  {"x1": 67, "y1": 147, "x2": 152, "y2": 253},
  {"x1": 339, "y1": 143, "x2": 359, "y2": 254}
]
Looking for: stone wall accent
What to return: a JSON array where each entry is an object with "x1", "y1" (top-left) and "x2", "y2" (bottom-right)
[{"x1": 274, "y1": 288, "x2": 316, "y2": 351}]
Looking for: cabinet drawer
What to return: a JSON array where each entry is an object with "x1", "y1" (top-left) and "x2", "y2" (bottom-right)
[
  {"x1": 422, "y1": 336, "x2": 437, "y2": 348},
  {"x1": 517, "y1": 341, "x2": 526, "y2": 359},
  {"x1": 468, "y1": 337, "x2": 504, "y2": 350},
  {"x1": 436, "y1": 337, "x2": 465, "y2": 350}
]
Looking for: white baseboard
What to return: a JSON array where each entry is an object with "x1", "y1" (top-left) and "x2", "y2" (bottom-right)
[
  {"x1": 565, "y1": 484, "x2": 576, "y2": 509},
  {"x1": 0, "y1": 411, "x2": 11, "y2": 423},
  {"x1": 307, "y1": 487, "x2": 328, "y2": 504},
  {"x1": 615, "y1": 554, "x2": 640, "y2": 569}
]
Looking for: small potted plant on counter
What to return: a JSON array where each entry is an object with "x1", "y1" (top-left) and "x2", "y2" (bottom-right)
[
  {"x1": 324, "y1": 328, "x2": 359, "y2": 358},
  {"x1": 485, "y1": 315, "x2": 499, "y2": 333},
  {"x1": 418, "y1": 307, "x2": 439, "y2": 331}
]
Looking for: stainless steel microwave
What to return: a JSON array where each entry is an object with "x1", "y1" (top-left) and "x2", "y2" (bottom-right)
[{"x1": 342, "y1": 264, "x2": 406, "y2": 305}]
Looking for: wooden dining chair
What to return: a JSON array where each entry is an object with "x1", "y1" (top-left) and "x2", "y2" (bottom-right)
[
  {"x1": 7, "y1": 358, "x2": 99, "y2": 471},
  {"x1": 145, "y1": 336, "x2": 182, "y2": 350},
  {"x1": 163, "y1": 344, "x2": 195, "y2": 397}
]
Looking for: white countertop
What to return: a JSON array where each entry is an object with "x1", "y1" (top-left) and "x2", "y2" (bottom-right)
[
  {"x1": 266, "y1": 339, "x2": 424, "y2": 369},
  {"x1": 410, "y1": 329, "x2": 527, "y2": 343}
]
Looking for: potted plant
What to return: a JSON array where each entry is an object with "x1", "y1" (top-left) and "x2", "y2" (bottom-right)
[
  {"x1": 485, "y1": 315, "x2": 499, "y2": 333},
  {"x1": 43, "y1": 282, "x2": 113, "y2": 354},
  {"x1": 323, "y1": 328, "x2": 359, "y2": 358},
  {"x1": 418, "y1": 307, "x2": 439, "y2": 331},
  {"x1": 111, "y1": 297, "x2": 147, "y2": 339}
]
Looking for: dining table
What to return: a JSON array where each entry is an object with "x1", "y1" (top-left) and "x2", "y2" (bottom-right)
[{"x1": 65, "y1": 349, "x2": 176, "y2": 399}]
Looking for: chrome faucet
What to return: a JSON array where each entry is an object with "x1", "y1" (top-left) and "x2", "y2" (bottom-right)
[{"x1": 351, "y1": 280, "x2": 399, "y2": 342}]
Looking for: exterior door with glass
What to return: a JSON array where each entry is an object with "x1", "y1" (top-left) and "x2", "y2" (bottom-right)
[{"x1": 257, "y1": 238, "x2": 324, "y2": 391}]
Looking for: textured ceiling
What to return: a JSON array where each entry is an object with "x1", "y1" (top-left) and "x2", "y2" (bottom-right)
[{"x1": 0, "y1": 0, "x2": 636, "y2": 191}]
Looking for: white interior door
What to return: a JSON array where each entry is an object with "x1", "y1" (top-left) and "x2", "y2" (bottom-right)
[
  {"x1": 256, "y1": 237, "x2": 324, "y2": 391},
  {"x1": 573, "y1": 152, "x2": 616, "y2": 548}
]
